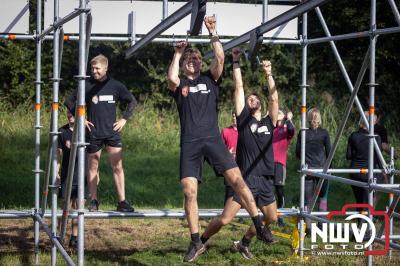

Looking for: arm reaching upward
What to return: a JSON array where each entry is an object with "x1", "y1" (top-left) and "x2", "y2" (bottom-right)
[
  {"x1": 167, "y1": 41, "x2": 187, "y2": 92},
  {"x1": 205, "y1": 15, "x2": 224, "y2": 81},
  {"x1": 232, "y1": 48, "x2": 245, "y2": 116},
  {"x1": 262, "y1": 60, "x2": 279, "y2": 126}
]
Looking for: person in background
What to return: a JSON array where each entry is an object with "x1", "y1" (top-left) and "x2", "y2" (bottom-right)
[
  {"x1": 296, "y1": 108, "x2": 331, "y2": 236},
  {"x1": 272, "y1": 109, "x2": 295, "y2": 226}
]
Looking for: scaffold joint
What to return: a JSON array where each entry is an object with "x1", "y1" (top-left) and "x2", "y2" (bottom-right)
[
  {"x1": 74, "y1": 75, "x2": 90, "y2": 80},
  {"x1": 32, "y1": 169, "x2": 45, "y2": 174}
]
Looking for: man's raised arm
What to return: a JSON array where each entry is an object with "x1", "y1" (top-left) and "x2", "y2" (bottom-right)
[
  {"x1": 167, "y1": 41, "x2": 186, "y2": 92},
  {"x1": 263, "y1": 60, "x2": 279, "y2": 126},
  {"x1": 205, "y1": 16, "x2": 224, "y2": 81},
  {"x1": 232, "y1": 48, "x2": 245, "y2": 117}
]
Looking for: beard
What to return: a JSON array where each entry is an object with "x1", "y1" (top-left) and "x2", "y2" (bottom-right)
[{"x1": 248, "y1": 102, "x2": 261, "y2": 114}]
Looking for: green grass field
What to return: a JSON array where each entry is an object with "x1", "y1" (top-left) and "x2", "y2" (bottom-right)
[{"x1": 1, "y1": 103, "x2": 399, "y2": 265}]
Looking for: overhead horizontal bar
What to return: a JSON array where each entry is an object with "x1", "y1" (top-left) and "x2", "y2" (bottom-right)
[
  {"x1": 204, "y1": 0, "x2": 331, "y2": 59},
  {"x1": 124, "y1": 1, "x2": 192, "y2": 59},
  {"x1": 0, "y1": 34, "x2": 301, "y2": 45}
]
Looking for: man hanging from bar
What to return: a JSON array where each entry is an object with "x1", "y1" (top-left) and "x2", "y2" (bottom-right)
[
  {"x1": 65, "y1": 54, "x2": 137, "y2": 213},
  {"x1": 167, "y1": 16, "x2": 274, "y2": 263},
  {"x1": 198, "y1": 47, "x2": 279, "y2": 260}
]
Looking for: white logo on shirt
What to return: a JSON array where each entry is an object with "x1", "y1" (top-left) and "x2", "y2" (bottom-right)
[
  {"x1": 257, "y1": 125, "x2": 270, "y2": 134},
  {"x1": 189, "y1": 83, "x2": 210, "y2": 94},
  {"x1": 99, "y1": 95, "x2": 115, "y2": 103},
  {"x1": 250, "y1": 123, "x2": 270, "y2": 135}
]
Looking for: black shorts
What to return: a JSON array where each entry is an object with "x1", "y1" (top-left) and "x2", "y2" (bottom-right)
[
  {"x1": 233, "y1": 175, "x2": 276, "y2": 207},
  {"x1": 87, "y1": 133, "x2": 122, "y2": 154},
  {"x1": 224, "y1": 185, "x2": 235, "y2": 205},
  {"x1": 274, "y1": 162, "x2": 286, "y2": 186},
  {"x1": 180, "y1": 136, "x2": 237, "y2": 182}
]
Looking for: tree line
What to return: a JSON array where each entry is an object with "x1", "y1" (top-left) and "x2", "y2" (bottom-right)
[{"x1": 0, "y1": 0, "x2": 399, "y2": 131}]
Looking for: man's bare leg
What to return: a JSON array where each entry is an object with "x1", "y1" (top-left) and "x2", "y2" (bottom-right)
[
  {"x1": 181, "y1": 177, "x2": 199, "y2": 235},
  {"x1": 87, "y1": 150, "x2": 101, "y2": 201},
  {"x1": 107, "y1": 146, "x2": 125, "y2": 202},
  {"x1": 201, "y1": 197, "x2": 241, "y2": 240},
  {"x1": 223, "y1": 168, "x2": 258, "y2": 216}
]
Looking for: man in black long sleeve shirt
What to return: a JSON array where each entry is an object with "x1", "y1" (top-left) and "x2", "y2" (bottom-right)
[{"x1": 65, "y1": 54, "x2": 137, "y2": 212}]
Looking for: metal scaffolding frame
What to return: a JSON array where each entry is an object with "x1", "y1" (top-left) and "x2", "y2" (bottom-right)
[{"x1": 1, "y1": 0, "x2": 400, "y2": 265}]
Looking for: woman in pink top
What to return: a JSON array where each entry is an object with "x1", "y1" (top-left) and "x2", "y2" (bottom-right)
[{"x1": 272, "y1": 110, "x2": 295, "y2": 226}]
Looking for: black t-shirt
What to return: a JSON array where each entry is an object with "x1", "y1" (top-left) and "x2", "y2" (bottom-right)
[
  {"x1": 295, "y1": 127, "x2": 331, "y2": 168},
  {"x1": 172, "y1": 72, "x2": 220, "y2": 142},
  {"x1": 346, "y1": 128, "x2": 382, "y2": 168},
  {"x1": 65, "y1": 77, "x2": 137, "y2": 139},
  {"x1": 58, "y1": 124, "x2": 79, "y2": 185},
  {"x1": 236, "y1": 106, "x2": 275, "y2": 177}
]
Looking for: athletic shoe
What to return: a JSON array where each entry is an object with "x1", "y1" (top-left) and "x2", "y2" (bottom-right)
[
  {"x1": 232, "y1": 240, "x2": 254, "y2": 260},
  {"x1": 277, "y1": 217, "x2": 285, "y2": 227},
  {"x1": 88, "y1": 199, "x2": 99, "y2": 212},
  {"x1": 69, "y1": 236, "x2": 77, "y2": 249},
  {"x1": 183, "y1": 241, "x2": 206, "y2": 262},
  {"x1": 256, "y1": 225, "x2": 275, "y2": 244},
  {"x1": 117, "y1": 200, "x2": 134, "y2": 212}
]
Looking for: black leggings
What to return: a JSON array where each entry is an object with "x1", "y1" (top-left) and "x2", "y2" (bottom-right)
[
  {"x1": 275, "y1": 185, "x2": 284, "y2": 209},
  {"x1": 350, "y1": 173, "x2": 369, "y2": 205},
  {"x1": 304, "y1": 177, "x2": 329, "y2": 207}
]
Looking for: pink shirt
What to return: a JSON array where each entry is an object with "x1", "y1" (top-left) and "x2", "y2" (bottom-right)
[
  {"x1": 221, "y1": 126, "x2": 238, "y2": 159},
  {"x1": 273, "y1": 123, "x2": 295, "y2": 166}
]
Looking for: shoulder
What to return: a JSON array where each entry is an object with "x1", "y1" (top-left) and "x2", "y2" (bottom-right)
[
  {"x1": 263, "y1": 115, "x2": 274, "y2": 127},
  {"x1": 110, "y1": 78, "x2": 126, "y2": 88},
  {"x1": 320, "y1": 128, "x2": 329, "y2": 135},
  {"x1": 201, "y1": 71, "x2": 220, "y2": 84},
  {"x1": 348, "y1": 131, "x2": 357, "y2": 140},
  {"x1": 59, "y1": 124, "x2": 69, "y2": 133},
  {"x1": 237, "y1": 105, "x2": 250, "y2": 120}
]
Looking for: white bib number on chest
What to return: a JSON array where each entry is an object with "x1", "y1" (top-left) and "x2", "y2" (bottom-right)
[
  {"x1": 189, "y1": 83, "x2": 210, "y2": 94},
  {"x1": 250, "y1": 123, "x2": 270, "y2": 134},
  {"x1": 99, "y1": 95, "x2": 115, "y2": 103}
]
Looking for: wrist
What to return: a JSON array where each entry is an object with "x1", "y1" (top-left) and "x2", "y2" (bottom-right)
[{"x1": 209, "y1": 31, "x2": 218, "y2": 38}]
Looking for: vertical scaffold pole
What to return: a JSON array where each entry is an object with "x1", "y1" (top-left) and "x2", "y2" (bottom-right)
[
  {"x1": 299, "y1": 9, "x2": 308, "y2": 260},
  {"x1": 34, "y1": 0, "x2": 42, "y2": 264},
  {"x1": 262, "y1": 0, "x2": 269, "y2": 23},
  {"x1": 389, "y1": 147, "x2": 395, "y2": 258},
  {"x1": 77, "y1": 0, "x2": 88, "y2": 265},
  {"x1": 367, "y1": 0, "x2": 377, "y2": 265},
  {"x1": 50, "y1": 0, "x2": 61, "y2": 264},
  {"x1": 163, "y1": 0, "x2": 168, "y2": 20}
]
